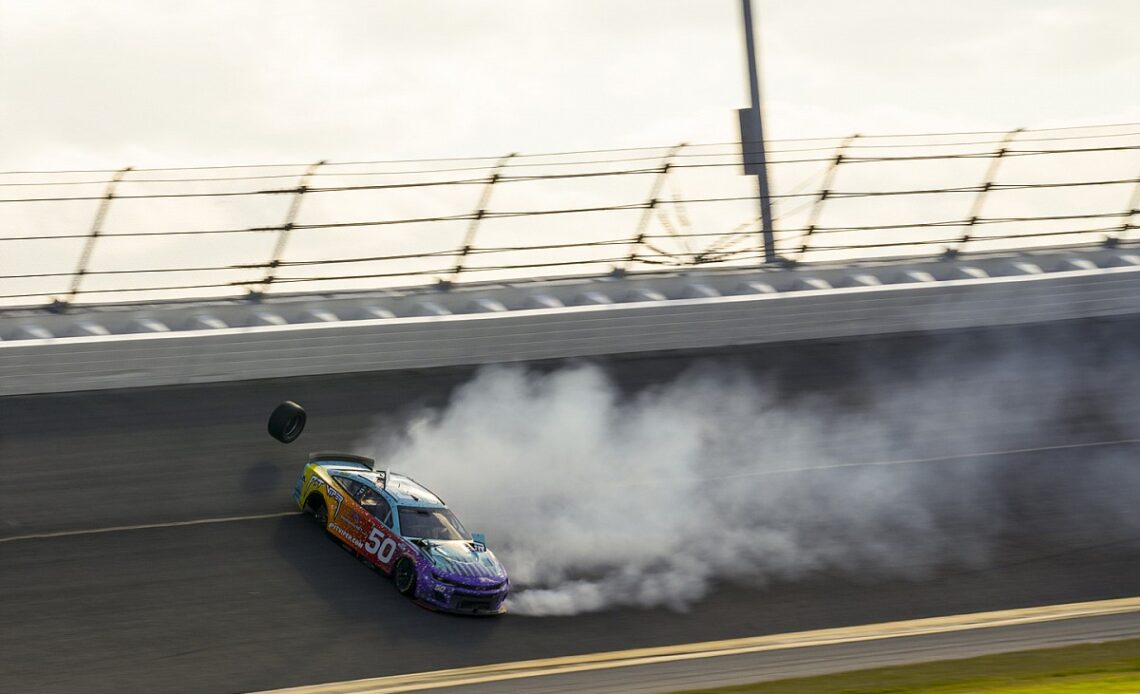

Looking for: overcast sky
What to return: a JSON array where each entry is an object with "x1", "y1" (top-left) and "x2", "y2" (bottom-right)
[
  {"x1": 3, "y1": 0, "x2": 1138, "y2": 170},
  {"x1": 1, "y1": 1, "x2": 1137, "y2": 309}
]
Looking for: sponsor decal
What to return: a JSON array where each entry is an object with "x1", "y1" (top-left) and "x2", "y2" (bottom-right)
[
  {"x1": 302, "y1": 472, "x2": 345, "y2": 518},
  {"x1": 339, "y1": 510, "x2": 365, "y2": 534},
  {"x1": 329, "y1": 522, "x2": 365, "y2": 550},
  {"x1": 324, "y1": 484, "x2": 345, "y2": 518}
]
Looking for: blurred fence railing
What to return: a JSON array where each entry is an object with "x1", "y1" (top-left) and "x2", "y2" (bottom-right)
[{"x1": 1, "y1": 122, "x2": 1137, "y2": 308}]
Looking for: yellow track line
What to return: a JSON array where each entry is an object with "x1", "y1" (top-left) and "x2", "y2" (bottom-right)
[{"x1": 251, "y1": 596, "x2": 1140, "y2": 694}]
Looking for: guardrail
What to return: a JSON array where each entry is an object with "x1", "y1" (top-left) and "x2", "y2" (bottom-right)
[
  {"x1": 3, "y1": 248, "x2": 1138, "y2": 396},
  {"x1": 2, "y1": 122, "x2": 1137, "y2": 309}
]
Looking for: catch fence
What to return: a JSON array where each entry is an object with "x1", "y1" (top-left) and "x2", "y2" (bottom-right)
[{"x1": 0, "y1": 121, "x2": 1137, "y2": 308}]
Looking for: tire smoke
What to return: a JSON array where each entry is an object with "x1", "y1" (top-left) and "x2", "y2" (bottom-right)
[
  {"x1": 352, "y1": 313, "x2": 1140, "y2": 617},
  {"x1": 359, "y1": 359, "x2": 1078, "y2": 616}
]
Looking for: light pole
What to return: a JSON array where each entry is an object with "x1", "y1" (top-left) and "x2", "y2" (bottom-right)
[{"x1": 738, "y1": 0, "x2": 777, "y2": 264}]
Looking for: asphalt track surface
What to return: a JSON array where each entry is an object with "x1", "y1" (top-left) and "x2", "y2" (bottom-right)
[
  {"x1": 415, "y1": 611, "x2": 1140, "y2": 694},
  {"x1": 3, "y1": 316, "x2": 1140, "y2": 693}
]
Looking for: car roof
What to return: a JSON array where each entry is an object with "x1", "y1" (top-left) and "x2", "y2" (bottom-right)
[
  {"x1": 383, "y1": 473, "x2": 446, "y2": 508},
  {"x1": 325, "y1": 465, "x2": 446, "y2": 509}
]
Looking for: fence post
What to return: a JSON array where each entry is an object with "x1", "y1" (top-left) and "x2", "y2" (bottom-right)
[
  {"x1": 619, "y1": 144, "x2": 685, "y2": 273},
  {"x1": 64, "y1": 166, "x2": 132, "y2": 306},
  {"x1": 946, "y1": 128, "x2": 1023, "y2": 257},
  {"x1": 794, "y1": 134, "x2": 858, "y2": 261},
  {"x1": 259, "y1": 160, "x2": 325, "y2": 294},
  {"x1": 448, "y1": 153, "x2": 515, "y2": 285},
  {"x1": 1115, "y1": 170, "x2": 1140, "y2": 244}
]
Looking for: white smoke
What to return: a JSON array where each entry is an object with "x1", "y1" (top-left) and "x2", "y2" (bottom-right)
[{"x1": 354, "y1": 360, "x2": 1066, "y2": 616}]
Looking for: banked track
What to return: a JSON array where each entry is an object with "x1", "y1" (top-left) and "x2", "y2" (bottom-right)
[{"x1": 2, "y1": 316, "x2": 1140, "y2": 693}]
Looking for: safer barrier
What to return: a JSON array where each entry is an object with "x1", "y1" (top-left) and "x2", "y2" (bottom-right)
[{"x1": 3, "y1": 254, "x2": 1138, "y2": 396}]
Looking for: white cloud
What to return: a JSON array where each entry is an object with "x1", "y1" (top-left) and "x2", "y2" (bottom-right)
[{"x1": 2, "y1": 0, "x2": 1136, "y2": 169}]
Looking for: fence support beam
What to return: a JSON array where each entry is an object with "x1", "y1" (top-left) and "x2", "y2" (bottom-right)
[
  {"x1": 1116, "y1": 168, "x2": 1140, "y2": 244},
  {"x1": 448, "y1": 153, "x2": 515, "y2": 285},
  {"x1": 947, "y1": 128, "x2": 1023, "y2": 257},
  {"x1": 64, "y1": 166, "x2": 132, "y2": 306},
  {"x1": 620, "y1": 144, "x2": 685, "y2": 274},
  {"x1": 259, "y1": 160, "x2": 325, "y2": 294},
  {"x1": 795, "y1": 134, "x2": 859, "y2": 261}
]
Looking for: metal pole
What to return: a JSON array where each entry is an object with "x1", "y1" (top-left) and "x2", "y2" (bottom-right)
[{"x1": 741, "y1": 0, "x2": 776, "y2": 264}]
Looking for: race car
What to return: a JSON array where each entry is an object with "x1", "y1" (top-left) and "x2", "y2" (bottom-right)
[{"x1": 269, "y1": 402, "x2": 509, "y2": 615}]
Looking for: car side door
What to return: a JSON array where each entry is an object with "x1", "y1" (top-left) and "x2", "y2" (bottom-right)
[{"x1": 353, "y1": 485, "x2": 406, "y2": 572}]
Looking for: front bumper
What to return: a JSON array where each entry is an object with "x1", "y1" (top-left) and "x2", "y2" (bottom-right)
[{"x1": 418, "y1": 573, "x2": 509, "y2": 615}]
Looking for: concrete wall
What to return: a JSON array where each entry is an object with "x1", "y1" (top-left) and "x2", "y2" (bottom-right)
[{"x1": 3, "y1": 260, "x2": 1138, "y2": 396}]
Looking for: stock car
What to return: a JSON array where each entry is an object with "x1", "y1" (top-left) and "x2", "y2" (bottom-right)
[{"x1": 268, "y1": 402, "x2": 510, "y2": 615}]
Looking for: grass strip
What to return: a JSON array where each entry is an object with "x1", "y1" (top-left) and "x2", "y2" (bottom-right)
[{"x1": 674, "y1": 638, "x2": 1140, "y2": 693}]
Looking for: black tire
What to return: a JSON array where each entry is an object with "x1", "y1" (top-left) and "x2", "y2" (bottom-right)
[
  {"x1": 305, "y1": 494, "x2": 328, "y2": 528},
  {"x1": 268, "y1": 401, "x2": 306, "y2": 443},
  {"x1": 394, "y1": 557, "x2": 417, "y2": 596}
]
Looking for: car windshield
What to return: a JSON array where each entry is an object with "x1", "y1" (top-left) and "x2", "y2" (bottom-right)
[{"x1": 398, "y1": 507, "x2": 471, "y2": 541}]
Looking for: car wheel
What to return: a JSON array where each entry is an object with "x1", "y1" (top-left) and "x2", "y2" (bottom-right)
[
  {"x1": 306, "y1": 495, "x2": 328, "y2": 528},
  {"x1": 268, "y1": 401, "x2": 306, "y2": 443},
  {"x1": 394, "y1": 557, "x2": 417, "y2": 596}
]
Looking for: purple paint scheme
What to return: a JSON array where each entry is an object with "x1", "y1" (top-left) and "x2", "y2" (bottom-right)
[{"x1": 408, "y1": 539, "x2": 510, "y2": 615}]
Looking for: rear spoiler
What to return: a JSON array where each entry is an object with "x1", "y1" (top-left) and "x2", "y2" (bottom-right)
[{"x1": 308, "y1": 451, "x2": 375, "y2": 470}]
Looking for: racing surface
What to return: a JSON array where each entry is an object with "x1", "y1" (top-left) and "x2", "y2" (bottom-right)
[
  {"x1": 3, "y1": 316, "x2": 1140, "y2": 693},
  {"x1": 428, "y1": 611, "x2": 1140, "y2": 694}
]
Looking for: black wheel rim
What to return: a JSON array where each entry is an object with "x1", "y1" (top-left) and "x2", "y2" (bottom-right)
[
  {"x1": 396, "y1": 561, "x2": 414, "y2": 592},
  {"x1": 314, "y1": 504, "x2": 328, "y2": 526}
]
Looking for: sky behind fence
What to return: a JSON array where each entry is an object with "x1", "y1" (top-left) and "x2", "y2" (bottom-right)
[
  {"x1": 1, "y1": 122, "x2": 1137, "y2": 308},
  {"x1": 2, "y1": 2, "x2": 1137, "y2": 307}
]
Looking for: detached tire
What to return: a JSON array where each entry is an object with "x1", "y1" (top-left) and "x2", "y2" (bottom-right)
[
  {"x1": 394, "y1": 557, "x2": 417, "y2": 596},
  {"x1": 268, "y1": 401, "x2": 306, "y2": 443}
]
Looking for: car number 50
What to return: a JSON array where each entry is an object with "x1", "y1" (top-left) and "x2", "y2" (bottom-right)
[{"x1": 365, "y1": 528, "x2": 397, "y2": 563}]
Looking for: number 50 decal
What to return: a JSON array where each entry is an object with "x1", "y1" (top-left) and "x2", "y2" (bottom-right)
[{"x1": 365, "y1": 528, "x2": 398, "y2": 563}]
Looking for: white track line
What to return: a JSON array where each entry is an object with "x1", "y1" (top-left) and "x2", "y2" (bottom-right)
[
  {"x1": 0, "y1": 510, "x2": 302, "y2": 544},
  {"x1": 532, "y1": 436, "x2": 1140, "y2": 493},
  {"x1": 728, "y1": 436, "x2": 1140, "y2": 478},
  {"x1": 5, "y1": 437, "x2": 1139, "y2": 544}
]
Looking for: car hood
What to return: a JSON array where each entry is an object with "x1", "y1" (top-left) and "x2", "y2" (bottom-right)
[{"x1": 421, "y1": 540, "x2": 507, "y2": 582}]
